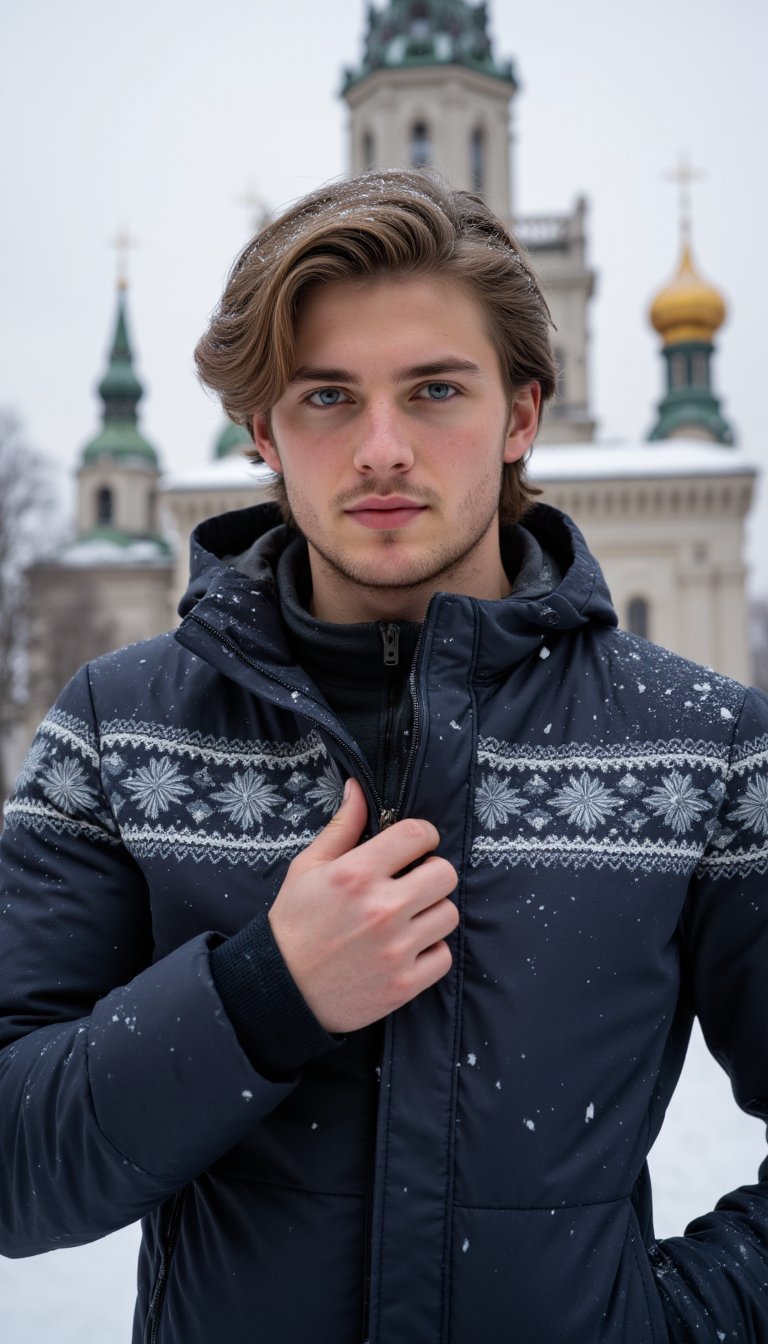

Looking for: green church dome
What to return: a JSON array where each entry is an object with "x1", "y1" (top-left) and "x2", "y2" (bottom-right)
[
  {"x1": 342, "y1": 1, "x2": 516, "y2": 92},
  {"x1": 81, "y1": 283, "x2": 159, "y2": 466},
  {"x1": 214, "y1": 418, "x2": 252, "y2": 459}
]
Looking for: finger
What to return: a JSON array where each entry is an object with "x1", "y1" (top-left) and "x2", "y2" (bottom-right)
[
  {"x1": 411, "y1": 939, "x2": 454, "y2": 993},
  {"x1": 383, "y1": 939, "x2": 454, "y2": 1015},
  {"x1": 408, "y1": 894, "x2": 460, "y2": 953},
  {"x1": 297, "y1": 776, "x2": 369, "y2": 867},
  {"x1": 363, "y1": 816, "x2": 442, "y2": 878},
  {"x1": 398, "y1": 854, "x2": 458, "y2": 914}
]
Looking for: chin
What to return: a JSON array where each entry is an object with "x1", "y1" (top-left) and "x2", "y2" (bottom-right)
[{"x1": 339, "y1": 551, "x2": 457, "y2": 593}]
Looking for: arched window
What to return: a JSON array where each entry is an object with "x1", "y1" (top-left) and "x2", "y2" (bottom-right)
[
  {"x1": 410, "y1": 121, "x2": 431, "y2": 168},
  {"x1": 409, "y1": 3, "x2": 429, "y2": 38},
  {"x1": 692, "y1": 351, "x2": 708, "y2": 387},
  {"x1": 627, "y1": 596, "x2": 650, "y2": 640},
  {"x1": 362, "y1": 131, "x2": 375, "y2": 172},
  {"x1": 96, "y1": 485, "x2": 113, "y2": 526},
  {"x1": 470, "y1": 126, "x2": 486, "y2": 193},
  {"x1": 671, "y1": 352, "x2": 688, "y2": 389}
]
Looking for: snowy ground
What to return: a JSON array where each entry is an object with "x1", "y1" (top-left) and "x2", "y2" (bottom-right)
[{"x1": 1, "y1": 1022, "x2": 765, "y2": 1343}]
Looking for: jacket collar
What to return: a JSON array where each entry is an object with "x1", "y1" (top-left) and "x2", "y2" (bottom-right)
[{"x1": 175, "y1": 501, "x2": 617, "y2": 689}]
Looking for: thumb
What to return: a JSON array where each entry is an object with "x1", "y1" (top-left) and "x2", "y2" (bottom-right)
[{"x1": 299, "y1": 776, "x2": 369, "y2": 868}]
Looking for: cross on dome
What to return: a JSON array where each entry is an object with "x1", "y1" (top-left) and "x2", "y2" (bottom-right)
[
  {"x1": 665, "y1": 153, "x2": 706, "y2": 247},
  {"x1": 109, "y1": 227, "x2": 138, "y2": 290}
]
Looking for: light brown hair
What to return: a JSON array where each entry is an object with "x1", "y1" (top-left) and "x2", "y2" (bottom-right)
[{"x1": 194, "y1": 170, "x2": 557, "y2": 526}]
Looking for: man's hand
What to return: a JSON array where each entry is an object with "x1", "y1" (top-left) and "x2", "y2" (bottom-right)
[{"x1": 268, "y1": 778, "x2": 459, "y2": 1033}]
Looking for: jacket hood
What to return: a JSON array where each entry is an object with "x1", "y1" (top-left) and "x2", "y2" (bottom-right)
[
  {"x1": 181, "y1": 501, "x2": 616, "y2": 626},
  {"x1": 179, "y1": 502, "x2": 290, "y2": 616},
  {"x1": 176, "y1": 501, "x2": 617, "y2": 686}
]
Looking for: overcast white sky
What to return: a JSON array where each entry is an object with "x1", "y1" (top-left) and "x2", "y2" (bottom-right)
[{"x1": 2, "y1": 0, "x2": 767, "y2": 589}]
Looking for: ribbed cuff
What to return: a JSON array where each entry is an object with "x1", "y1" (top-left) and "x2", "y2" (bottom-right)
[{"x1": 210, "y1": 910, "x2": 339, "y2": 1080}]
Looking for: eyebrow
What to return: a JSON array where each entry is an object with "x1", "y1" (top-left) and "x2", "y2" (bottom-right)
[{"x1": 288, "y1": 358, "x2": 482, "y2": 386}]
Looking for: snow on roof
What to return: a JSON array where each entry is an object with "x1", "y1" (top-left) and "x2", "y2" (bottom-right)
[
  {"x1": 59, "y1": 537, "x2": 171, "y2": 567},
  {"x1": 161, "y1": 455, "x2": 274, "y2": 492},
  {"x1": 529, "y1": 439, "x2": 758, "y2": 482}
]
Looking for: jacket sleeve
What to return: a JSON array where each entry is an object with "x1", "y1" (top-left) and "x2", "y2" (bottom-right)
[
  {"x1": 0, "y1": 664, "x2": 299, "y2": 1257},
  {"x1": 649, "y1": 686, "x2": 768, "y2": 1343}
]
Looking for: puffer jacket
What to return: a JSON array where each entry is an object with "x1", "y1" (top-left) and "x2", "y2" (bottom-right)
[{"x1": 1, "y1": 501, "x2": 768, "y2": 1344}]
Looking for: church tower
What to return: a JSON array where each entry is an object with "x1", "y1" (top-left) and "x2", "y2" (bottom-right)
[
  {"x1": 76, "y1": 279, "x2": 165, "y2": 545},
  {"x1": 342, "y1": 1, "x2": 596, "y2": 443},
  {"x1": 22, "y1": 276, "x2": 173, "y2": 740},
  {"x1": 342, "y1": 0, "x2": 517, "y2": 220},
  {"x1": 648, "y1": 236, "x2": 733, "y2": 444}
]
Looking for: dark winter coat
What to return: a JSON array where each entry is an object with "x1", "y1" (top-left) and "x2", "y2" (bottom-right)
[{"x1": 2, "y1": 502, "x2": 768, "y2": 1343}]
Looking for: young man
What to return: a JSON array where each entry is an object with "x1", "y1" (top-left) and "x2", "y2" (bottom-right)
[{"x1": 1, "y1": 171, "x2": 767, "y2": 1343}]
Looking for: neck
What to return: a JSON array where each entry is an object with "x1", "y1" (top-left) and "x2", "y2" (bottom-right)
[{"x1": 307, "y1": 550, "x2": 513, "y2": 624}]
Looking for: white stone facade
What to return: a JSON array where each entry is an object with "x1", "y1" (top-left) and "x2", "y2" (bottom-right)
[
  {"x1": 532, "y1": 443, "x2": 756, "y2": 684},
  {"x1": 345, "y1": 65, "x2": 514, "y2": 219},
  {"x1": 77, "y1": 456, "x2": 161, "y2": 537}
]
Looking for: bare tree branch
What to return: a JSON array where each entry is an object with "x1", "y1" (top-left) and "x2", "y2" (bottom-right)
[
  {"x1": 0, "y1": 409, "x2": 60, "y2": 801},
  {"x1": 750, "y1": 598, "x2": 768, "y2": 693}
]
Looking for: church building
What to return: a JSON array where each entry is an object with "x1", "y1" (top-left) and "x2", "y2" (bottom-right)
[{"x1": 20, "y1": 0, "x2": 756, "y2": 746}]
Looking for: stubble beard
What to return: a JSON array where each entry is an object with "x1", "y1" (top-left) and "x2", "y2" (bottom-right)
[{"x1": 285, "y1": 463, "x2": 506, "y2": 599}]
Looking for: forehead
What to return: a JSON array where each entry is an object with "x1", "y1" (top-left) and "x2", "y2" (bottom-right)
[{"x1": 292, "y1": 273, "x2": 495, "y2": 354}]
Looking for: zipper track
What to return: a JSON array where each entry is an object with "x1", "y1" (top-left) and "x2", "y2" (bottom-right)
[
  {"x1": 395, "y1": 627, "x2": 423, "y2": 818},
  {"x1": 190, "y1": 609, "x2": 426, "y2": 1343},
  {"x1": 144, "y1": 1189, "x2": 185, "y2": 1344}
]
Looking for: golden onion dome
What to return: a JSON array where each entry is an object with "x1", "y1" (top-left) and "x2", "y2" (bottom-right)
[{"x1": 649, "y1": 242, "x2": 727, "y2": 346}]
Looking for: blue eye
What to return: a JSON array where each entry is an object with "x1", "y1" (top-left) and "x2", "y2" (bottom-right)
[
  {"x1": 308, "y1": 388, "x2": 347, "y2": 407},
  {"x1": 420, "y1": 382, "x2": 456, "y2": 401}
]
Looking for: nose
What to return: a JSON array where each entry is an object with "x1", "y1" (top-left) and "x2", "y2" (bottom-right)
[{"x1": 352, "y1": 400, "x2": 415, "y2": 475}]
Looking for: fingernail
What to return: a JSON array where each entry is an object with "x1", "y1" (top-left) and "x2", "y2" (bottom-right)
[{"x1": 343, "y1": 778, "x2": 352, "y2": 802}]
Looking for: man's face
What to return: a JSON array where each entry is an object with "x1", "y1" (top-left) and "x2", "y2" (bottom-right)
[{"x1": 253, "y1": 275, "x2": 540, "y2": 622}]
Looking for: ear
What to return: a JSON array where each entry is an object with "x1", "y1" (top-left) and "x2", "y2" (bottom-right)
[
  {"x1": 252, "y1": 413, "x2": 282, "y2": 474},
  {"x1": 503, "y1": 382, "x2": 541, "y2": 464}
]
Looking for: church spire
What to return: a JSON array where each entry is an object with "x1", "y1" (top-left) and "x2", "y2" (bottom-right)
[{"x1": 81, "y1": 280, "x2": 158, "y2": 466}]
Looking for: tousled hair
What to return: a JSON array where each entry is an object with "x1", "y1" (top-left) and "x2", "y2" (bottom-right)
[{"x1": 194, "y1": 170, "x2": 558, "y2": 527}]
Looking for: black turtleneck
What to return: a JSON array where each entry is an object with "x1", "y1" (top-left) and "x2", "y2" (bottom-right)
[{"x1": 275, "y1": 537, "x2": 422, "y2": 819}]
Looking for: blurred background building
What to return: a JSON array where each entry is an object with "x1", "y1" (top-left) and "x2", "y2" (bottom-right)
[{"x1": 17, "y1": 0, "x2": 757, "y2": 760}]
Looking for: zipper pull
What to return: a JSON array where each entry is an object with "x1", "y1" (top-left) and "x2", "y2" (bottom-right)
[
  {"x1": 379, "y1": 622, "x2": 399, "y2": 667},
  {"x1": 379, "y1": 807, "x2": 398, "y2": 829}
]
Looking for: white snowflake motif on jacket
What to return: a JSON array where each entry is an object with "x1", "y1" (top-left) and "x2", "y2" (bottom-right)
[
  {"x1": 548, "y1": 772, "x2": 620, "y2": 832},
  {"x1": 474, "y1": 774, "x2": 528, "y2": 830},
  {"x1": 306, "y1": 763, "x2": 345, "y2": 816},
  {"x1": 124, "y1": 758, "x2": 193, "y2": 820},
  {"x1": 643, "y1": 771, "x2": 710, "y2": 835},
  {"x1": 43, "y1": 758, "x2": 98, "y2": 815},
  {"x1": 211, "y1": 769, "x2": 282, "y2": 829},
  {"x1": 728, "y1": 773, "x2": 768, "y2": 836},
  {"x1": 14, "y1": 738, "x2": 48, "y2": 792}
]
